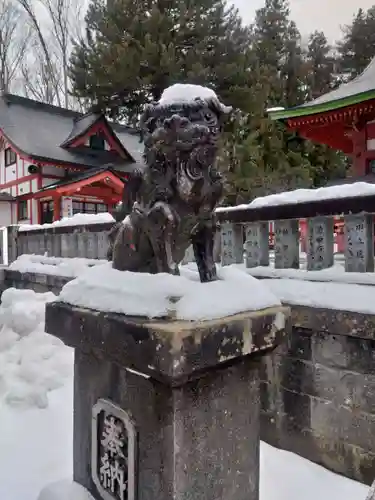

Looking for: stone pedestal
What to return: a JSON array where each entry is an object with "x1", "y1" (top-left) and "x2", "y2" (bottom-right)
[
  {"x1": 221, "y1": 222, "x2": 243, "y2": 266},
  {"x1": 344, "y1": 214, "x2": 374, "y2": 272},
  {"x1": 306, "y1": 216, "x2": 334, "y2": 271},
  {"x1": 274, "y1": 219, "x2": 299, "y2": 269},
  {"x1": 245, "y1": 222, "x2": 269, "y2": 268},
  {"x1": 45, "y1": 302, "x2": 289, "y2": 500}
]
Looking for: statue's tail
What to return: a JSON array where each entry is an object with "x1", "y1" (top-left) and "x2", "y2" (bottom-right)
[
  {"x1": 108, "y1": 169, "x2": 143, "y2": 261},
  {"x1": 111, "y1": 168, "x2": 143, "y2": 222}
]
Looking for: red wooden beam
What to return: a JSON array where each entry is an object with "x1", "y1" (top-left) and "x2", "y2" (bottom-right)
[
  {"x1": 55, "y1": 171, "x2": 124, "y2": 195},
  {"x1": 66, "y1": 186, "x2": 117, "y2": 198}
]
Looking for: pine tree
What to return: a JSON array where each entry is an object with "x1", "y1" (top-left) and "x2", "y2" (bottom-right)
[
  {"x1": 69, "y1": 0, "x2": 252, "y2": 122},
  {"x1": 305, "y1": 31, "x2": 334, "y2": 99},
  {"x1": 221, "y1": 0, "x2": 313, "y2": 202},
  {"x1": 337, "y1": 7, "x2": 375, "y2": 77}
]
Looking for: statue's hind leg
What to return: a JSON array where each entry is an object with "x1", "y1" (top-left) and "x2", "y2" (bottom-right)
[
  {"x1": 146, "y1": 202, "x2": 179, "y2": 275},
  {"x1": 191, "y1": 220, "x2": 218, "y2": 283}
]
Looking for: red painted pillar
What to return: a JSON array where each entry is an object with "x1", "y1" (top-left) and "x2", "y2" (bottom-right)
[{"x1": 53, "y1": 196, "x2": 61, "y2": 221}]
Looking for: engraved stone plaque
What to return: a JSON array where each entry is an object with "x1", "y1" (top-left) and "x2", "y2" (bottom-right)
[
  {"x1": 306, "y1": 216, "x2": 334, "y2": 271},
  {"x1": 92, "y1": 399, "x2": 137, "y2": 500},
  {"x1": 274, "y1": 219, "x2": 299, "y2": 269},
  {"x1": 245, "y1": 222, "x2": 269, "y2": 268},
  {"x1": 221, "y1": 223, "x2": 243, "y2": 266},
  {"x1": 344, "y1": 214, "x2": 374, "y2": 272}
]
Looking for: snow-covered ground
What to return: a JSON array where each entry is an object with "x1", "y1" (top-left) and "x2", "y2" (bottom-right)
[{"x1": 0, "y1": 287, "x2": 370, "y2": 500}]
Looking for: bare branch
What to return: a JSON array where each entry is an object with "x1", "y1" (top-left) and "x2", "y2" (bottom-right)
[
  {"x1": 16, "y1": 0, "x2": 62, "y2": 105},
  {"x1": 0, "y1": 0, "x2": 31, "y2": 93}
]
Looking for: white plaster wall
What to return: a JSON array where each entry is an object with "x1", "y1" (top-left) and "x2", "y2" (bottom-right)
[
  {"x1": 0, "y1": 202, "x2": 12, "y2": 226},
  {"x1": 18, "y1": 158, "x2": 24, "y2": 178},
  {"x1": 367, "y1": 139, "x2": 375, "y2": 150},
  {"x1": 31, "y1": 178, "x2": 38, "y2": 192},
  {"x1": 17, "y1": 181, "x2": 31, "y2": 196},
  {"x1": 5, "y1": 164, "x2": 17, "y2": 183}
]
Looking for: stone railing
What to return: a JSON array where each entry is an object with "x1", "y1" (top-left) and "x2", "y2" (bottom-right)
[
  {"x1": 212, "y1": 191, "x2": 375, "y2": 486},
  {"x1": 6, "y1": 222, "x2": 114, "y2": 264},
  {"x1": 215, "y1": 191, "x2": 375, "y2": 273}
]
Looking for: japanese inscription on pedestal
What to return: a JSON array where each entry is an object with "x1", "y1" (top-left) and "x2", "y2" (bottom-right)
[
  {"x1": 307, "y1": 217, "x2": 334, "y2": 271},
  {"x1": 92, "y1": 399, "x2": 137, "y2": 500},
  {"x1": 221, "y1": 223, "x2": 243, "y2": 266},
  {"x1": 274, "y1": 219, "x2": 299, "y2": 269},
  {"x1": 245, "y1": 222, "x2": 269, "y2": 268},
  {"x1": 344, "y1": 214, "x2": 374, "y2": 273}
]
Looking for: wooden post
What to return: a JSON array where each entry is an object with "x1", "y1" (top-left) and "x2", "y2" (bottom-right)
[
  {"x1": 306, "y1": 216, "x2": 334, "y2": 271},
  {"x1": 344, "y1": 213, "x2": 374, "y2": 272},
  {"x1": 53, "y1": 196, "x2": 61, "y2": 222},
  {"x1": 245, "y1": 222, "x2": 269, "y2": 268},
  {"x1": 274, "y1": 219, "x2": 299, "y2": 269}
]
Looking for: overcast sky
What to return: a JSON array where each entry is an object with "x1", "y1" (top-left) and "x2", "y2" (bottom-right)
[{"x1": 232, "y1": 0, "x2": 375, "y2": 43}]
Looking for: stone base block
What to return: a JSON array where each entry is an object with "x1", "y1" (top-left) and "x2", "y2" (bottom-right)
[{"x1": 45, "y1": 302, "x2": 290, "y2": 500}]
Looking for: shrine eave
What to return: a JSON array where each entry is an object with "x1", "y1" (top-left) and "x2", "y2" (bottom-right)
[{"x1": 268, "y1": 89, "x2": 375, "y2": 121}]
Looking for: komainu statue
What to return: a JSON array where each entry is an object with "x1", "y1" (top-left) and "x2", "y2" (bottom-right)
[{"x1": 108, "y1": 84, "x2": 231, "y2": 283}]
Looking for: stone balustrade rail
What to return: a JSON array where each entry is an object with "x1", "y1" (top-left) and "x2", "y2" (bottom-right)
[{"x1": 216, "y1": 191, "x2": 375, "y2": 273}]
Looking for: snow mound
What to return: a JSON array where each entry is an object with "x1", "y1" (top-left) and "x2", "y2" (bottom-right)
[
  {"x1": 19, "y1": 212, "x2": 114, "y2": 232},
  {"x1": 216, "y1": 181, "x2": 375, "y2": 212},
  {"x1": 0, "y1": 288, "x2": 73, "y2": 409},
  {"x1": 58, "y1": 262, "x2": 281, "y2": 320},
  {"x1": 9, "y1": 254, "x2": 107, "y2": 278},
  {"x1": 38, "y1": 480, "x2": 95, "y2": 500},
  {"x1": 158, "y1": 83, "x2": 232, "y2": 113}
]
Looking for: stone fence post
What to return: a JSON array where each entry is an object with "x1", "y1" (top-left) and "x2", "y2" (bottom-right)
[{"x1": 45, "y1": 301, "x2": 289, "y2": 500}]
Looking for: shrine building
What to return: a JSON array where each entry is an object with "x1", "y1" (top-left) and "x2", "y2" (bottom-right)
[
  {"x1": 268, "y1": 57, "x2": 375, "y2": 180},
  {"x1": 0, "y1": 93, "x2": 143, "y2": 225},
  {"x1": 268, "y1": 57, "x2": 375, "y2": 252}
]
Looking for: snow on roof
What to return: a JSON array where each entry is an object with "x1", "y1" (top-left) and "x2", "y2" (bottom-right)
[
  {"x1": 299, "y1": 57, "x2": 375, "y2": 108},
  {"x1": 58, "y1": 262, "x2": 281, "y2": 321},
  {"x1": 216, "y1": 182, "x2": 375, "y2": 213}
]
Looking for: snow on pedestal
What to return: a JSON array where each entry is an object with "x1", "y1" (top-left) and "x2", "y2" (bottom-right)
[{"x1": 58, "y1": 262, "x2": 281, "y2": 321}]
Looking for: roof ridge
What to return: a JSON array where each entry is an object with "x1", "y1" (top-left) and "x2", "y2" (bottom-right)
[{"x1": 3, "y1": 93, "x2": 83, "y2": 119}]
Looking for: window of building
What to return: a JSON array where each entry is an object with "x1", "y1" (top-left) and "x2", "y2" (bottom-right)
[
  {"x1": 5, "y1": 147, "x2": 16, "y2": 166},
  {"x1": 41, "y1": 201, "x2": 54, "y2": 224},
  {"x1": 18, "y1": 200, "x2": 28, "y2": 221},
  {"x1": 89, "y1": 134, "x2": 106, "y2": 151},
  {"x1": 72, "y1": 201, "x2": 109, "y2": 215},
  {"x1": 369, "y1": 159, "x2": 375, "y2": 174}
]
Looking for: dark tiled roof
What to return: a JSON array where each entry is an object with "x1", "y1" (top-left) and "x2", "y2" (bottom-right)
[
  {"x1": 0, "y1": 192, "x2": 15, "y2": 201},
  {"x1": 60, "y1": 112, "x2": 101, "y2": 146},
  {"x1": 38, "y1": 166, "x2": 125, "y2": 192},
  {"x1": 0, "y1": 94, "x2": 145, "y2": 171}
]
